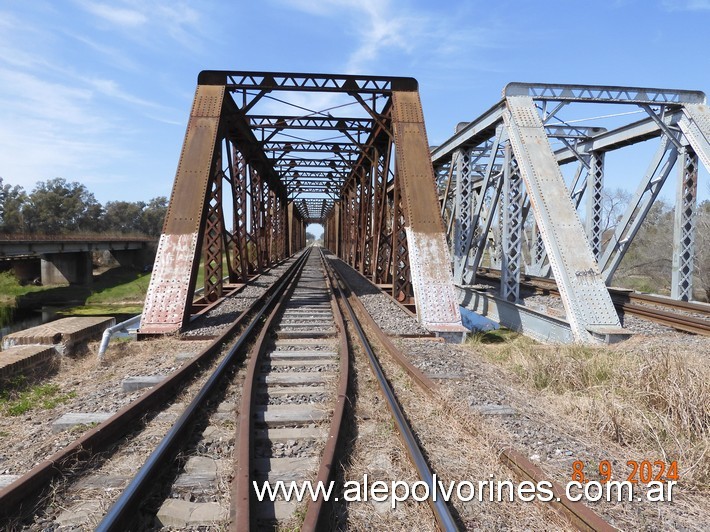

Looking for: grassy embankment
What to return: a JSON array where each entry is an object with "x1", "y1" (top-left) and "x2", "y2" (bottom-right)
[
  {"x1": 0, "y1": 267, "x2": 151, "y2": 320},
  {"x1": 467, "y1": 329, "x2": 709, "y2": 489}
]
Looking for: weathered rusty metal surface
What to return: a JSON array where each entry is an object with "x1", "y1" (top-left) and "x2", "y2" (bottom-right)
[
  {"x1": 141, "y1": 72, "x2": 458, "y2": 335},
  {"x1": 141, "y1": 233, "x2": 199, "y2": 333},
  {"x1": 391, "y1": 91, "x2": 464, "y2": 333},
  {"x1": 140, "y1": 85, "x2": 225, "y2": 334}
]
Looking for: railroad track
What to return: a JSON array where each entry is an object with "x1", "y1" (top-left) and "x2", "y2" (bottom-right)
[
  {"x1": 328, "y1": 255, "x2": 615, "y2": 532},
  {"x1": 0, "y1": 250, "x2": 309, "y2": 529},
  {"x1": 233, "y1": 249, "x2": 348, "y2": 529},
  {"x1": 0, "y1": 248, "x2": 617, "y2": 530},
  {"x1": 476, "y1": 270, "x2": 710, "y2": 336}
]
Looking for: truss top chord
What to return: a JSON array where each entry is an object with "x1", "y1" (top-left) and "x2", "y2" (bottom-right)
[
  {"x1": 198, "y1": 70, "x2": 418, "y2": 94},
  {"x1": 504, "y1": 82, "x2": 706, "y2": 105}
]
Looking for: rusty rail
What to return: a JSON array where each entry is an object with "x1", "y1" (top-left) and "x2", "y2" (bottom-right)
[
  {"x1": 231, "y1": 247, "x2": 349, "y2": 530},
  {"x1": 323, "y1": 251, "x2": 460, "y2": 531},
  {"x1": 329, "y1": 256, "x2": 615, "y2": 532},
  {"x1": 476, "y1": 270, "x2": 710, "y2": 336},
  {"x1": 0, "y1": 253, "x2": 304, "y2": 528},
  {"x1": 96, "y1": 251, "x2": 310, "y2": 531}
]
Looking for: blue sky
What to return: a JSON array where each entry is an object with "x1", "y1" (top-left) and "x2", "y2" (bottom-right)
[{"x1": 1, "y1": 0, "x2": 709, "y2": 212}]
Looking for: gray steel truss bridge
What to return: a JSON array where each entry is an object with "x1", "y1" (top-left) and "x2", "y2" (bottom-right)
[
  {"x1": 433, "y1": 82, "x2": 710, "y2": 342},
  {"x1": 140, "y1": 72, "x2": 710, "y2": 344}
]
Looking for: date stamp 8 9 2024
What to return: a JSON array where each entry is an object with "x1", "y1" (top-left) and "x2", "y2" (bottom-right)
[
  {"x1": 571, "y1": 460, "x2": 679, "y2": 484},
  {"x1": 566, "y1": 460, "x2": 678, "y2": 503}
]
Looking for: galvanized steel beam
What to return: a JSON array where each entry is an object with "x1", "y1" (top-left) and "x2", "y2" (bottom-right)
[
  {"x1": 503, "y1": 95, "x2": 623, "y2": 342},
  {"x1": 671, "y1": 147, "x2": 698, "y2": 301}
]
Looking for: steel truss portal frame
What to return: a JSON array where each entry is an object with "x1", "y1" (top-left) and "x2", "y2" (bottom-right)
[
  {"x1": 141, "y1": 71, "x2": 463, "y2": 336},
  {"x1": 433, "y1": 83, "x2": 710, "y2": 342}
]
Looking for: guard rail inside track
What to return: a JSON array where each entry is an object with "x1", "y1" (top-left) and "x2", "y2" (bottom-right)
[{"x1": 0, "y1": 247, "x2": 619, "y2": 531}]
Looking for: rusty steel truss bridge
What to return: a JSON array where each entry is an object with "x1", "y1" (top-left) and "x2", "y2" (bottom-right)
[{"x1": 140, "y1": 72, "x2": 710, "y2": 343}]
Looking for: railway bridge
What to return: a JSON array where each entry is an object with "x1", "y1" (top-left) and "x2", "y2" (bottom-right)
[{"x1": 140, "y1": 71, "x2": 710, "y2": 343}]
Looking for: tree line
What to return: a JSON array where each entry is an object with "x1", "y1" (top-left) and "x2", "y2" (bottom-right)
[
  {"x1": 0, "y1": 177, "x2": 167, "y2": 237},
  {"x1": 584, "y1": 188, "x2": 709, "y2": 302}
]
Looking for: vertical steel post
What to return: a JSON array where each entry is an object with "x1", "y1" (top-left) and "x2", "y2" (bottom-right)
[
  {"x1": 203, "y1": 152, "x2": 224, "y2": 302},
  {"x1": 391, "y1": 90, "x2": 464, "y2": 333},
  {"x1": 671, "y1": 146, "x2": 698, "y2": 300},
  {"x1": 500, "y1": 145, "x2": 523, "y2": 302},
  {"x1": 453, "y1": 148, "x2": 473, "y2": 284},
  {"x1": 287, "y1": 202, "x2": 295, "y2": 256},
  {"x1": 586, "y1": 151, "x2": 604, "y2": 260},
  {"x1": 140, "y1": 84, "x2": 225, "y2": 334}
]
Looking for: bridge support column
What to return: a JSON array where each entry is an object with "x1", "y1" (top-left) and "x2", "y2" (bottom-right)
[
  {"x1": 586, "y1": 151, "x2": 605, "y2": 260},
  {"x1": 671, "y1": 146, "x2": 698, "y2": 301},
  {"x1": 111, "y1": 249, "x2": 146, "y2": 269},
  {"x1": 41, "y1": 252, "x2": 92, "y2": 285},
  {"x1": 500, "y1": 146, "x2": 523, "y2": 303}
]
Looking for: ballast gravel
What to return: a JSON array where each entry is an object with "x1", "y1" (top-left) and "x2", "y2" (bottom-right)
[{"x1": 323, "y1": 252, "x2": 430, "y2": 336}]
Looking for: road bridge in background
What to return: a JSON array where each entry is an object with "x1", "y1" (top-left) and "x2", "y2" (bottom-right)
[{"x1": 0, "y1": 236, "x2": 155, "y2": 285}]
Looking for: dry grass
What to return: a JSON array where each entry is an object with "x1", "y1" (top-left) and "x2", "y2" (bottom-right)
[
  {"x1": 473, "y1": 332, "x2": 710, "y2": 489},
  {"x1": 337, "y1": 338, "x2": 437, "y2": 531}
]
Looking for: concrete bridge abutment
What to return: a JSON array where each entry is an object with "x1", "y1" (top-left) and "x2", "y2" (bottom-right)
[{"x1": 40, "y1": 252, "x2": 93, "y2": 286}]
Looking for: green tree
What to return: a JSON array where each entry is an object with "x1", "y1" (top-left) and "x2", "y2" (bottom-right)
[
  {"x1": 0, "y1": 177, "x2": 28, "y2": 233},
  {"x1": 104, "y1": 200, "x2": 146, "y2": 234},
  {"x1": 22, "y1": 178, "x2": 103, "y2": 234},
  {"x1": 140, "y1": 196, "x2": 167, "y2": 236},
  {"x1": 617, "y1": 200, "x2": 673, "y2": 292}
]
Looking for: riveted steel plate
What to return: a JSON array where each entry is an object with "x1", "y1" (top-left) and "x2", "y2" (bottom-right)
[
  {"x1": 140, "y1": 233, "x2": 198, "y2": 333},
  {"x1": 140, "y1": 84, "x2": 225, "y2": 333},
  {"x1": 405, "y1": 229, "x2": 464, "y2": 331},
  {"x1": 504, "y1": 96, "x2": 622, "y2": 341},
  {"x1": 679, "y1": 104, "x2": 710, "y2": 171},
  {"x1": 391, "y1": 91, "x2": 464, "y2": 333}
]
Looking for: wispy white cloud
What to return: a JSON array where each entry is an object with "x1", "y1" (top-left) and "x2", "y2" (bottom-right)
[
  {"x1": 0, "y1": 70, "x2": 131, "y2": 189},
  {"x1": 73, "y1": 0, "x2": 206, "y2": 50},
  {"x1": 74, "y1": 1, "x2": 147, "y2": 27},
  {"x1": 84, "y1": 77, "x2": 163, "y2": 109},
  {"x1": 64, "y1": 32, "x2": 140, "y2": 71},
  {"x1": 662, "y1": 0, "x2": 710, "y2": 10},
  {"x1": 0, "y1": 8, "x2": 182, "y2": 194},
  {"x1": 276, "y1": 0, "x2": 499, "y2": 75}
]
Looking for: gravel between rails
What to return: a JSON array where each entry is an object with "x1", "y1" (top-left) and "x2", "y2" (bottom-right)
[
  {"x1": 183, "y1": 256, "x2": 300, "y2": 338},
  {"x1": 323, "y1": 251, "x2": 430, "y2": 337}
]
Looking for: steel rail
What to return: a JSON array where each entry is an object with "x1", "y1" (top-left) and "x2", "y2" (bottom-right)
[
  {"x1": 328, "y1": 255, "x2": 614, "y2": 532},
  {"x1": 94, "y1": 250, "x2": 312, "y2": 531},
  {"x1": 323, "y1": 252, "x2": 460, "y2": 532},
  {"x1": 231, "y1": 247, "x2": 349, "y2": 530},
  {"x1": 300, "y1": 250, "x2": 350, "y2": 530},
  {"x1": 0, "y1": 254, "x2": 305, "y2": 526},
  {"x1": 476, "y1": 270, "x2": 710, "y2": 336},
  {"x1": 231, "y1": 249, "x2": 311, "y2": 529}
]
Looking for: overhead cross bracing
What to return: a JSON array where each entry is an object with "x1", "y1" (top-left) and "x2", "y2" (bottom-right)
[
  {"x1": 140, "y1": 70, "x2": 464, "y2": 338},
  {"x1": 433, "y1": 82, "x2": 710, "y2": 343}
]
